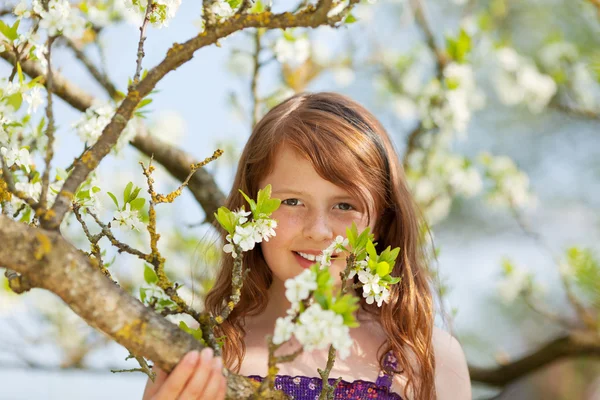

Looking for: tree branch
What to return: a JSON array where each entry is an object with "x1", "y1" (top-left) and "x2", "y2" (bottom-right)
[
  {"x1": 0, "y1": 50, "x2": 225, "y2": 222},
  {"x1": 42, "y1": 7, "x2": 354, "y2": 231},
  {"x1": 62, "y1": 37, "x2": 119, "y2": 99},
  {"x1": 0, "y1": 214, "x2": 264, "y2": 398},
  {"x1": 469, "y1": 333, "x2": 600, "y2": 387}
]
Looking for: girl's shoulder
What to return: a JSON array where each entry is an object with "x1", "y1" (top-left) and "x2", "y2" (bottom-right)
[
  {"x1": 389, "y1": 327, "x2": 471, "y2": 400},
  {"x1": 431, "y1": 327, "x2": 471, "y2": 400}
]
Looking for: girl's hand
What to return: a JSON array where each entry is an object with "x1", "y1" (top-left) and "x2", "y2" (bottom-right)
[{"x1": 142, "y1": 348, "x2": 227, "y2": 400}]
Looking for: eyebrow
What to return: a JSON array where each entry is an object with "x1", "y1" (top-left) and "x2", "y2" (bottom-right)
[{"x1": 272, "y1": 189, "x2": 356, "y2": 201}]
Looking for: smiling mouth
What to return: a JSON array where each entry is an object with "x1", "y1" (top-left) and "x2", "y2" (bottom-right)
[{"x1": 293, "y1": 251, "x2": 338, "y2": 263}]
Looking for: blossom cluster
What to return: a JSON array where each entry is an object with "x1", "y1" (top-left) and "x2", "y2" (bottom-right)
[
  {"x1": 316, "y1": 235, "x2": 348, "y2": 268},
  {"x1": 73, "y1": 101, "x2": 140, "y2": 154},
  {"x1": 273, "y1": 303, "x2": 353, "y2": 359},
  {"x1": 493, "y1": 47, "x2": 557, "y2": 113},
  {"x1": 406, "y1": 148, "x2": 483, "y2": 225},
  {"x1": 31, "y1": 0, "x2": 87, "y2": 39},
  {"x1": 478, "y1": 152, "x2": 537, "y2": 209},
  {"x1": 121, "y1": 0, "x2": 182, "y2": 28},
  {"x1": 274, "y1": 32, "x2": 311, "y2": 67},
  {"x1": 222, "y1": 208, "x2": 277, "y2": 258}
]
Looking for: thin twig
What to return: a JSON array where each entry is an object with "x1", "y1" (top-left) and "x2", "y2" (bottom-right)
[
  {"x1": 132, "y1": 0, "x2": 154, "y2": 87},
  {"x1": 38, "y1": 36, "x2": 56, "y2": 213},
  {"x1": 0, "y1": 155, "x2": 38, "y2": 210},
  {"x1": 508, "y1": 204, "x2": 596, "y2": 330},
  {"x1": 63, "y1": 37, "x2": 119, "y2": 99}
]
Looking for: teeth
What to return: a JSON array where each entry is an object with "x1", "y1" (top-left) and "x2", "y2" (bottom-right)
[{"x1": 297, "y1": 252, "x2": 317, "y2": 262}]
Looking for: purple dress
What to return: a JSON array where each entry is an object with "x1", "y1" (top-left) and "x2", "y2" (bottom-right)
[{"x1": 247, "y1": 352, "x2": 403, "y2": 399}]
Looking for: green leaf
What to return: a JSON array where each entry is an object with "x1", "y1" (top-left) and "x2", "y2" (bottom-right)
[
  {"x1": 128, "y1": 187, "x2": 141, "y2": 203},
  {"x1": 107, "y1": 192, "x2": 119, "y2": 209},
  {"x1": 144, "y1": 265, "x2": 158, "y2": 284},
  {"x1": 130, "y1": 197, "x2": 145, "y2": 211},
  {"x1": 214, "y1": 206, "x2": 236, "y2": 234},
  {"x1": 0, "y1": 20, "x2": 19, "y2": 41},
  {"x1": 249, "y1": 0, "x2": 265, "y2": 13},
  {"x1": 92, "y1": 186, "x2": 101, "y2": 193},
  {"x1": 344, "y1": 13, "x2": 357, "y2": 24},
  {"x1": 139, "y1": 287, "x2": 147, "y2": 303},
  {"x1": 366, "y1": 240, "x2": 378, "y2": 261},
  {"x1": 346, "y1": 222, "x2": 358, "y2": 248},
  {"x1": 123, "y1": 182, "x2": 133, "y2": 205},
  {"x1": 239, "y1": 189, "x2": 257, "y2": 215},
  {"x1": 76, "y1": 190, "x2": 90, "y2": 200},
  {"x1": 314, "y1": 291, "x2": 329, "y2": 309},
  {"x1": 227, "y1": 0, "x2": 242, "y2": 9},
  {"x1": 376, "y1": 261, "x2": 391, "y2": 277},
  {"x1": 445, "y1": 28, "x2": 472, "y2": 63},
  {"x1": 179, "y1": 321, "x2": 207, "y2": 345},
  {"x1": 5, "y1": 93, "x2": 23, "y2": 111},
  {"x1": 261, "y1": 198, "x2": 281, "y2": 215},
  {"x1": 17, "y1": 62, "x2": 24, "y2": 85}
]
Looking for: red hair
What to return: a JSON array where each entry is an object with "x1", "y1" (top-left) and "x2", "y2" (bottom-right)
[{"x1": 205, "y1": 92, "x2": 435, "y2": 399}]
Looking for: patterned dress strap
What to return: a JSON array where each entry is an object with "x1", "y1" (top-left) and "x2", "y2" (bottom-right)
[{"x1": 375, "y1": 350, "x2": 398, "y2": 389}]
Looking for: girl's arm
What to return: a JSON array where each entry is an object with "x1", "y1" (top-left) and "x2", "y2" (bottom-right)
[
  {"x1": 142, "y1": 349, "x2": 226, "y2": 400},
  {"x1": 433, "y1": 327, "x2": 472, "y2": 400}
]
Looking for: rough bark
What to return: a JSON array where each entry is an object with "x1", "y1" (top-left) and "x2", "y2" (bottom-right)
[{"x1": 0, "y1": 214, "x2": 260, "y2": 398}]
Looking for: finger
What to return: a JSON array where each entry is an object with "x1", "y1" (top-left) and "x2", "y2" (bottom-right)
[
  {"x1": 214, "y1": 375, "x2": 227, "y2": 400},
  {"x1": 179, "y1": 347, "x2": 215, "y2": 400},
  {"x1": 142, "y1": 366, "x2": 168, "y2": 399},
  {"x1": 198, "y1": 357, "x2": 225, "y2": 400},
  {"x1": 153, "y1": 351, "x2": 200, "y2": 399}
]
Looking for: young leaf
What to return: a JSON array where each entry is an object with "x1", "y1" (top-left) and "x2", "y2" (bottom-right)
[
  {"x1": 144, "y1": 264, "x2": 158, "y2": 284},
  {"x1": 239, "y1": 190, "x2": 257, "y2": 215},
  {"x1": 376, "y1": 261, "x2": 391, "y2": 277},
  {"x1": 130, "y1": 197, "x2": 145, "y2": 211},
  {"x1": 366, "y1": 240, "x2": 378, "y2": 261},
  {"x1": 129, "y1": 187, "x2": 142, "y2": 203},
  {"x1": 123, "y1": 182, "x2": 133, "y2": 205},
  {"x1": 107, "y1": 192, "x2": 119, "y2": 209}
]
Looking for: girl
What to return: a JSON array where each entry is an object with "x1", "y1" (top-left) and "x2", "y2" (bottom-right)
[{"x1": 143, "y1": 92, "x2": 471, "y2": 400}]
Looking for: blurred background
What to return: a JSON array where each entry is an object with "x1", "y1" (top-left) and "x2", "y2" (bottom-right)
[{"x1": 1, "y1": 0, "x2": 599, "y2": 398}]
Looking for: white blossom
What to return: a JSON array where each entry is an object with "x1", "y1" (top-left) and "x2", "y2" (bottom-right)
[
  {"x1": 497, "y1": 268, "x2": 530, "y2": 304},
  {"x1": 24, "y1": 87, "x2": 43, "y2": 114},
  {"x1": 73, "y1": 101, "x2": 140, "y2": 153},
  {"x1": 223, "y1": 234, "x2": 237, "y2": 258},
  {"x1": 449, "y1": 166, "x2": 483, "y2": 198},
  {"x1": 233, "y1": 208, "x2": 251, "y2": 225},
  {"x1": 121, "y1": 0, "x2": 182, "y2": 27},
  {"x1": 15, "y1": 180, "x2": 41, "y2": 199},
  {"x1": 13, "y1": 1, "x2": 30, "y2": 18},
  {"x1": 293, "y1": 304, "x2": 353, "y2": 359},
  {"x1": 232, "y1": 224, "x2": 260, "y2": 252},
  {"x1": 254, "y1": 218, "x2": 277, "y2": 242},
  {"x1": 33, "y1": 0, "x2": 86, "y2": 39},
  {"x1": 113, "y1": 203, "x2": 145, "y2": 232},
  {"x1": 347, "y1": 259, "x2": 368, "y2": 279},
  {"x1": 493, "y1": 47, "x2": 557, "y2": 113},
  {"x1": 211, "y1": 0, "x2": 234, "y2": 18},
  {"x1": 358, "y1": 270, "x2": 381, "y2": 296},
  {"x1": 284, "y1": 269, "x2": 317, "y2": 304},
  {"x1": 273, "y1": 315, "x2": 295, "y2": 345},
  {"x1": 1, "y1": 145, "x2": 33, "y2": 172},
  {"x1": 274, "y1": 36, "x2": 310, "y2": 67}
]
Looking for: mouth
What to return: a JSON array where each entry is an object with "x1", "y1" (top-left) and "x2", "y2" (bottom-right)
[{"x1": 293, "y1": 251, "x2": 338, "y2": 269}]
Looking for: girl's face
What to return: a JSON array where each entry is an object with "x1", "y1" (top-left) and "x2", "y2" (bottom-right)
[{"x1": 258, "y1": 145, "x2": 377, "y2": 286}]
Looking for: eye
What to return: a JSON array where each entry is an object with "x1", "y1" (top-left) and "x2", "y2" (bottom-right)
[
  {"x1": 335, "y1": 202, "x2": 354, "y2": 211},
  {"x1": 282, "y1": 198, "x2": 303, "y2": 206}
]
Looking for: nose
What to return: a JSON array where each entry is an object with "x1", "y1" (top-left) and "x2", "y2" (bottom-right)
[{"x1": 302, "y1": 209, "x2": 334, "y2": 243}]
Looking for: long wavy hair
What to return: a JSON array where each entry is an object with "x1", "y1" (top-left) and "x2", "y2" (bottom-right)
[{"x1": 205, "y1": 92, "x2": 435, "y2": 399}]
